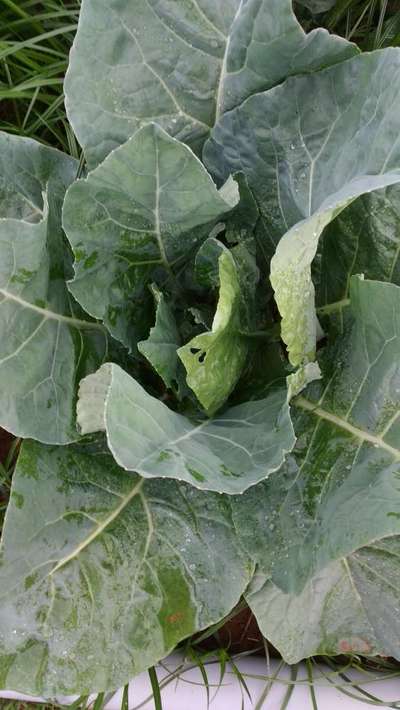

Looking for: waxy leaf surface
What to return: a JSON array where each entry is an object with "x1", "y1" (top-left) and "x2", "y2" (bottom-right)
[
  {"x1": 0, "y1": 133, "x2": 107, "y2": 444},
  {"x1": 232, "y1": 277, "x2": 400, "y2": 659},
  {"x1": 315, "y1": 185, "x2": 400, "y2": 330},
  {"x1": 246, "y1": 541, "x2": 400, "y2": 663},
  {"x1": 77, "y1": 363, "x2": 295, "y2": 495},
  {"x1": 65, "y1": 0, "x2": 356, "y2": 166},
  {"x1": 138, "y1": 286, "x2": 186, "y2": 396},
  {"x1": 63, "y1": 123, "x2": 238, "y2": 350},
  {"x1": 3, "y1": 0, "x2": 400, "y2": 688},
  {"x1": 0, "y1": 441, "x2": 252, "y2": 695},
  {"x1": 205, "y1": 49, "x2": 400, "y2": 377}
]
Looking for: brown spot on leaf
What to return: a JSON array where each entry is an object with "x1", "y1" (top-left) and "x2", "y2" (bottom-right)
[
  {"x1": 166, "y1": 611, "x2": 184, "y2": 624},
  {"x1": 339, "y1": 637, "x2": 372, "y2": 654}
]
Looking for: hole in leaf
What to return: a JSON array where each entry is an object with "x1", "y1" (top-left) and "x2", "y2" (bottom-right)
[
  {"x1": 190, "y1": 347, "x2": 201, "y2": 355},
  {"x1": 198, "y1": 351, "x2": 206, "y2": 363}
]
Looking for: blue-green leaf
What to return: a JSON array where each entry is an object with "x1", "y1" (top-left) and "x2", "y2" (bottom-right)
[
  {"x1": 205, "y1": 49, "x2": 400, "y2": 383},
  {"x1": 62, "y1": 123, "x2": 238, "y2": 351},
  {"x1": 65, "y1": 0, "x2": 357, "y2": 166},
  {"x1": 77, "y1": 363, "x2": 295, "y2": 495},
  {"x1": 0, "y1": 133, "x2": 107, "y2": 444},
  {"x1": 0, "y1": 441, "x2": 252, "y2": 695},
  {"x1": 232, "y1": 277, "x2": 400, "y2": 661}
]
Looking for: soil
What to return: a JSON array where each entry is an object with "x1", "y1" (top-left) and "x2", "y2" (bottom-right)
[
  {"x1": 197, "y1": 605, "x2": 267, "y2": 655},
  {"x1": 0, "y1": 428, "x2": 15, "y2": 528},
  {"x1": 0, "y1": 428, "x2": 13, "y2": 463}
]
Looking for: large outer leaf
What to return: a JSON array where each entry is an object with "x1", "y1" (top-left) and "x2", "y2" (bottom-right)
[
  {"x1": 77, "y1": 363, "x2": 295, "y2": 494},
  {"x1": 315, "y1": 185, "x2": 400, "y2": 328},
  {"x1": 0, "y1": 441, "x2": 252, "y2": 695},
  {"x1": 64, "y1": 0, "x2": 356, "y2": 166},
  {"x1": 0, "y1": 133, "x2": 107, "y2": 444},
  {"x1": 231, "y1": 277, "x2": 400, "y2": 659},
  {"x1": 246, "y1": 541, "x2": 400, "y2": 663},
  {"x1": 204, "y1": 49, "x2": 400, "y2": 376},
  {"x1": 178, "y1": 250, "x2": 248, "y2": 415},
  {"x1": 62, "y1": 123, "x2": 238, "y2": 351}
]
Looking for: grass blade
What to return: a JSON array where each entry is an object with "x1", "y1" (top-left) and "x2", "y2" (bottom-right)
[
  {"x1": 280, "y1": 664, "x2": 299, "y2": 710},
  {"x1": 148, "y1": 667, "x2": 163, "y2": 710},
  {"x1": 121, "y1": 684, "x2": 130, "y2": 710},
  {"x1": 306, "y1": 658, "x2": 319, "y2": 710}
]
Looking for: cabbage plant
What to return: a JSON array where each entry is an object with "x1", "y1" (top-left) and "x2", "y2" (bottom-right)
[{"x1": 1, "y1": 0, "x2": 400, "y2": 696}]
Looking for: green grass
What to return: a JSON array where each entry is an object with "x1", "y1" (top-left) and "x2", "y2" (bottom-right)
[
  {"x1": 0, "y1": 703, "x2": 58, "y2": 710},
  {"x1": 2, "y1": 649, "x2": 400, "y2": 710},
  {"x1": 0, "y1": 0, "x2": 80, "y2": 156},
  {"x1": 1, "y1": 0, "x2": 400, "y2": 707},
  {"x1": 296, "y1": 0, "x2": 400, "y2": 48},
  {"x1": 324, "y1": 0, "x2": 400, "y2": 48},
  {"x1": 0, "y1": 437, "x2": 19, "y2": 535}
]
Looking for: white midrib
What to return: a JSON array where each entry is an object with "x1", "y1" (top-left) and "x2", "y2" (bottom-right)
[
  {"x1": 121, "y1": 2, "x2": 240, "y2": 129},
  {"x1": 132, "y1": 414, "x2": 209, "y2": 471},
  {"x1": 154, "y1": 138, "x2": 170, "y2": 271},
  {"x1": 49, "y1": 479, "x2": 145, "y2": 575},
  {"x1": 120, "y1": 15, "x2": 211, "y2": 131},
  {"x1": 0, "y1": 288, "x2": 105, "y2": 331},
  {"x1": 215, "y1": 0, "x2": 243, "y2": 121},
  {"x1": 215, "y1": 33, "x2": 230, "y2": 122},
  {"x1": 294, "y1": 396, "x2": 400, "y2": 460},
  {"x1": 191, "y1": 0, "x2": 226, "y2": 41}
]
